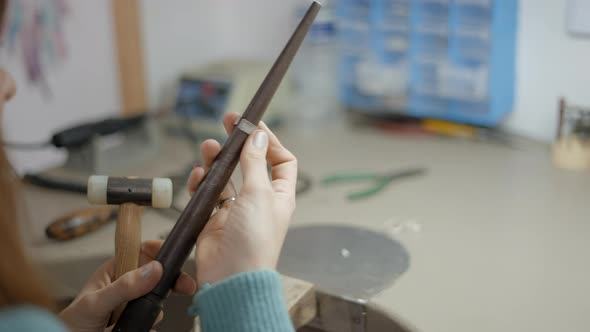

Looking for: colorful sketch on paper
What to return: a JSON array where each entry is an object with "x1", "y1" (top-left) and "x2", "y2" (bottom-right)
[{"x1": 2, "y1": 0, "x2": 69, "y2": 96}]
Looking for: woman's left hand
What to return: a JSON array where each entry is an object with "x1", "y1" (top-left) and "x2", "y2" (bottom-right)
[{"x1": 59, "y1": 240, "x2": 196, "y2": 332}]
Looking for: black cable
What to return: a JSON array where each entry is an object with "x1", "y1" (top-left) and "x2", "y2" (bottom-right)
[
  {"x1": 1, "y1": 99, "x2": 210, "y2": 151},
  {"x1": 23, "y1": 173, "x2": 87, "y2": 193},
  {"x1": 2, "y1": 140, "x2": 52, "y2": 150}
]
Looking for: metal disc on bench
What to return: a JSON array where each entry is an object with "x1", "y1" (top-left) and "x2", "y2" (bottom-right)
[{"x1": 278, "y1": 225, "x2": 410, "y2": 301}]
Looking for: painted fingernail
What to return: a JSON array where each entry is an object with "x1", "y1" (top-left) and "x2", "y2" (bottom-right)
[
  {"x1": 140, "y1": 262, "x2": 155, "y2": 279},
  {"x1": 253, "y1": 131, "x2": 268, "y2": 149}
]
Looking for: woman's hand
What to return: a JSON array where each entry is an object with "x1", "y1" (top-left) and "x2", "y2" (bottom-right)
[
  {"x1": 187, "y1": 112, "x2": 297, "y2": 288},
  {"x1": 59, "y1": 240, "x2": 196, "y2": 332}
]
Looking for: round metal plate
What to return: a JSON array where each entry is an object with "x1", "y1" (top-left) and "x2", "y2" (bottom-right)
[{"x1": 278, "y1": 225, "x2": 410, "y2": 300}]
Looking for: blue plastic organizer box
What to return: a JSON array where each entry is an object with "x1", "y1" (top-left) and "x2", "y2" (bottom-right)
[{"x1": 336, "y1": 0, "x2": 518, "y2": 126}]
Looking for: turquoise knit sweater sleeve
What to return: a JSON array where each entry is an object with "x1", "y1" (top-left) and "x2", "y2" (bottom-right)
[
  {"x1": 0, "y1": 306, "x2": 68, "y2": 332},
  {"x1": 0, "y1": 270, "x2": 294, "y2": 332},
  {"x1": 189, "y1": 270, "x2": 295, "y2": 332}
]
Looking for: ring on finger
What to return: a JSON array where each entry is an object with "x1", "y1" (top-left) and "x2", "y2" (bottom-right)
[
  {"x1": 216, "y1": 196, "x2": 236, "y2": 210},
  {"x1": 221, "y1": 180, "x2": 237, "y2": 198}
]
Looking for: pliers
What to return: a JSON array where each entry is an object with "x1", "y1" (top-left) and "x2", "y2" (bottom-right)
[{"x1": 321, "y1": 168, "x2": 426, "y2": 200}]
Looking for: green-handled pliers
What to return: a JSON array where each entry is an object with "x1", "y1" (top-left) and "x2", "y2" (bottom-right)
[{"x1": 321, "y1": 168, "x2": 426, "y2": 200}]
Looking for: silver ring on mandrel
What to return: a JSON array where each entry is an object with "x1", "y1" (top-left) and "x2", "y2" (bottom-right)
[{"x1": 216, "y1": 196, "x2": 236, "y2": 210}]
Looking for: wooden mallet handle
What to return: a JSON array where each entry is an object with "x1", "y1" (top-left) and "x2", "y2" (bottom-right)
[
  {"x1": 110, "y1": 202, "x2": 143, "y2": 324},
  {"x1": 87, "y1": 175, "x2": 173, "y2": 326}
]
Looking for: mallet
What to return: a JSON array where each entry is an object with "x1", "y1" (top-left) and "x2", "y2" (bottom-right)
[{"x1": 87, "y1": 175, "x2": 173, "y2": 324}]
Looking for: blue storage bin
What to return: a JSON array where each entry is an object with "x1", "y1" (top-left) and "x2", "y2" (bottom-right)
[{"x1": 336, "y1": 0, "x2": 518, "y2": 126}]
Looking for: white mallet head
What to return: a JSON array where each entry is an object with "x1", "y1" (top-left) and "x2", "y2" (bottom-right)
[{"x1": 87, "y1": 175, "x2": 173, "y2": 208}]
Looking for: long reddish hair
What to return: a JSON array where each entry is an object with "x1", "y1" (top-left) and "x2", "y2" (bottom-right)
[
  {"x1": 0, "y1": 0, "x2": 55, "y2": 310},
  {"x1": 0, "y1": 145, "x2": 55, "y2": 310}
]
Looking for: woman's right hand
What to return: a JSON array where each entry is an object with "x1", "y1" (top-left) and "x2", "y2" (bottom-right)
[{"x1": 187, "y1": 112, "x2": 298, "y2": 288}]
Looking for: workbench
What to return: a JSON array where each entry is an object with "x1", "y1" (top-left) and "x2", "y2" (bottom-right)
[{"x1": 21, "y1": 118, "x2": 590, "y2": 332}]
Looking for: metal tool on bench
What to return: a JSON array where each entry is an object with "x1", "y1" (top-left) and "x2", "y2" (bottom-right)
[
  {"x1": 19, "y1": 114, "x2": 162, "y2": 195},
  {"x1": 57, "y1": 114, "x2": 161, "y2": 174},
  {"x1": 553, "y1": 98, "x2": 590, "y2": 170},
  {"x1": 321, "y1": 168, "x2": 426, "y2": 200},
  {"x1": 87, "y1": 175, "x2": 173, "y2": 325},
  {"x1": 45, "y1": 206, "x2": 119, "y2": 241},
  {"x1": 280, "y1": 225, "x2": 414, "y2": 332}
]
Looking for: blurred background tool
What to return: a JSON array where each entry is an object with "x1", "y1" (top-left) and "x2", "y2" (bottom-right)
[
  {"x1": 58, "y1": 114, "x2": 160, "y2": 175},
  {"x1": 373, "y1": 116, "x2": 516, "y2": 147},
  {"x1": 45, "y1": 206, "x2": 118, "y2": 241},
  {"x1": 417, "y1": 119, "x2": 515, "y2": 146},
  {"x1": 322, "y1": 168, "x2": 426, "y2": 200},
  {"x1": 2, "y1": 113, "x2": 148, "y2": 151},
  {"x1": 3, "y1": 112, "x2": 160, "y2": 175},
  {"x1": 171, "y1": 60, "x2": 293, "y2": 137},
  {"x1": 552, "y1": 98, "x2": 590, "y2": 170}
]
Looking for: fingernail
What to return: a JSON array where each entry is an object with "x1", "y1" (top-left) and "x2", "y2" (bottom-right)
[
  {"x1": 253, "y1": 131, "x2": 268, "y2": 149},
  {"x1": 194, "y1": 162, "x2": 201, "y2": 168},
  {"x1": 140, "y1": 262, "x2": 155, "y2": 279}
]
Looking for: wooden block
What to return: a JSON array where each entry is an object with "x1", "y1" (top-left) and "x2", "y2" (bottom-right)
[
  {"x1": 194, "y1": 275, "x2": 316, "y2": 331},
  {"x1": 282, "y1": 275, "x2": 317, "y2": 329}
]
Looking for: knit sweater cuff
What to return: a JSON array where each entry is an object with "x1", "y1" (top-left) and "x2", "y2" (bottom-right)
[{"x1": 189, "y1": 270, "x2": 294, "y2": 332}]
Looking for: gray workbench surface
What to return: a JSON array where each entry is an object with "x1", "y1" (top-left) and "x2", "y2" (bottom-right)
[{"x1": 22, "y1": 120, "x2": 590, "y2": 332}]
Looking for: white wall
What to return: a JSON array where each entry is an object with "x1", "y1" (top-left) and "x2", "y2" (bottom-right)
[
  {"x1": 2, "y1": 0, "x2": 582, "y2": 174},
  {"x1": 142, "y1": 0, "x2": 590, "y2": 143},
  {"x1": 1, "y1": 0, "x2": 302, "y2": 174},
  {"x1": 506, "y1": 0, "x2": 590, "y2": 142},
  {"x1": 141, "y1": 0, "x2": 301, "y2": 108},
  {"x1": 1, "y1": 2, "x2": 119, "y2": 173}
]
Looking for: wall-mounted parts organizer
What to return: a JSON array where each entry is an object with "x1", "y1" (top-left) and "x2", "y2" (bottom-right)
[{"x1": 337, "y1": 0, "x2": 518, "y2": 126}]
